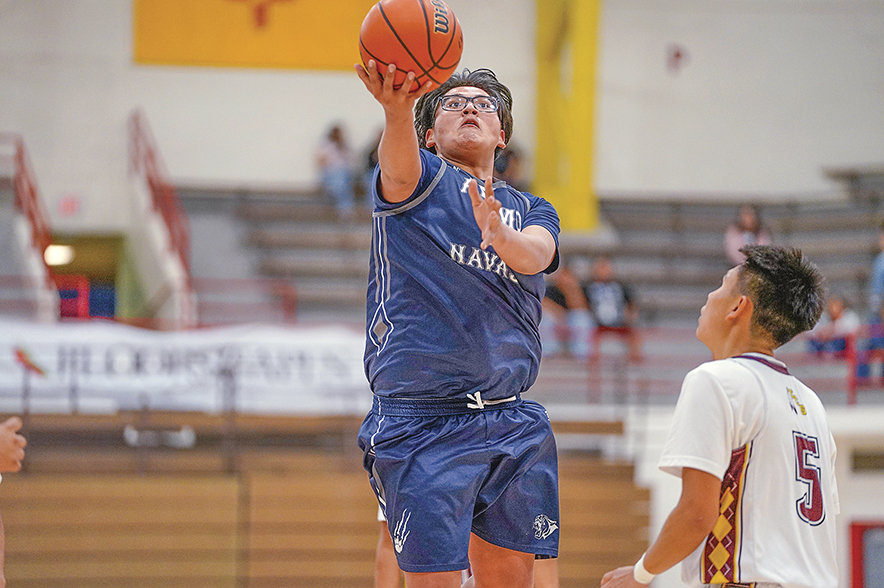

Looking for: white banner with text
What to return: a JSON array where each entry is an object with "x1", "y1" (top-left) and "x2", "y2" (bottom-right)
[{"x1": 0, "y1": 319, "x2": 371, "y2": 416}]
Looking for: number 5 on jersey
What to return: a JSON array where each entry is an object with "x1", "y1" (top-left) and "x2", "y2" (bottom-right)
[{"x1": 793, "y1": 431, "x2": 825, "y2": 526}]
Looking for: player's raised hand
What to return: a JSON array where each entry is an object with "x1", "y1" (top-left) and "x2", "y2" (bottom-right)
[
  {"x1": 355, "y1": 60, "x2": 432, "y2": 113},
  {"x1": 600, "y1": 565, "x2": 648, "y2": 588},
  {"x1": 469, "y1": 177, "x2": 503, "y2": 250},
  {"x1": 356, "y1": 60, "x2": 429, "y2": 204},
  {"x1": 0, "y1": 416, "x2": 26, "y2": 473}
]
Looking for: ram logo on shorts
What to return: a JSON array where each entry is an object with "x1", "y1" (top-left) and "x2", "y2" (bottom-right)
[{"x1": 533, "y1": 514, "x2": 558, "y2": 540}]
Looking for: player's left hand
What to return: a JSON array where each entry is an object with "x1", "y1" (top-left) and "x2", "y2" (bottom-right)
[
  {"x1": 468, "y1": 177, "x2": 503, "y2": 250},
  {"x1": 600, "y1": 565, "x2": 648, "y2": 587}
]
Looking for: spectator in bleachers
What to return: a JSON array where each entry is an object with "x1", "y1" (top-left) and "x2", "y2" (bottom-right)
[
  {"x1": 724, "y1": 204, "x2": 772, "y2": 266},
  {"x1": 583, "y1": 255, "x2": 641, "y2": 359},
  {"x1": 494, "y1": 144, "x2": 529, "y2": 192},
  {"x1": 855, "y1": 224, "x2": 884, "y2": 381},
  {"x1": 362, "y1": 128, "x2": 383, "y2": 211},
  {"x1": 806, "y1": 293, "x2": 861, "y2": 355},
  {"x1": 315, "y1": 123, "x2": 356, "y2": 219},
  {"x1": 867, "y1": 222, "x2": 884, "y2": 319},
  {"x1": 857, "y1": 300, "x2": 884, "y2": 381},
  {"x1": 541, "y1": 256, "x2": 594, "y2": 358}
]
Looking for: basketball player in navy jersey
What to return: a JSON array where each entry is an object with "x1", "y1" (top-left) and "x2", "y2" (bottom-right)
[{"x1": 354, "y1": 60, "x2": 561, "y2": 588}]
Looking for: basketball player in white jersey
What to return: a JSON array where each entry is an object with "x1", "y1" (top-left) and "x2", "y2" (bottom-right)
[{"x1": 601, "y1": 245, "x2": 838, "y2": 588}]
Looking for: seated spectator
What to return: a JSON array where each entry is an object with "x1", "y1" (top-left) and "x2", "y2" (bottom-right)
[
  {"x1": 494, "y1": 144, "x2": 529, "y2": 192},
  {"x1": 362, "y1": 128, "x2": 383, "y2": 211},
  {"x1": 806, "y1": 293, "x2": 861, "y2": 355},
  {"x1": 582, "y1": 255, "x2": 641, "y2": 360},
  {"x1": 540, "y1": 256, "x2": 594, "y2": 358},
  {"x1": 315, "y1": 123, "x2": 356, "y2": 219},
  {"x1": 867, "y1": 222, "x2": 884, "y2": 320},
  {"x1": 724, "y1": 204, "x2": 772, "y2": 266},
  {"x1": 857, "y1": 300, "x2": 884, "y2": 381}
]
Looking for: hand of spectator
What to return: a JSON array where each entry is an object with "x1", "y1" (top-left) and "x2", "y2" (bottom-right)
[{"x1": 0, "y1": 416, "x2": 26, "y2": 472}]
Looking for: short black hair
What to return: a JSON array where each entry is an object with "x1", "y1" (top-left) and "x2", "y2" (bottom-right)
[
  {"x1": 413, "y1": 68, "x2": 513, "y2": 158},
  {"x1": 738, "y1": 245, "x2": 826, "y2": 347}
]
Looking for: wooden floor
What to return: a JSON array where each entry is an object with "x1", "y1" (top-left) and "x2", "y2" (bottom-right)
[{"x1": 0, "y1": 412, "x2": 648, "y2": 588}]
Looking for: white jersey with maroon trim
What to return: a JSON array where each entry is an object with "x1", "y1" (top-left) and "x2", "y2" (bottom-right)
[{"x1": 659, "y1": 352, "x2": 839, "y2": 588}]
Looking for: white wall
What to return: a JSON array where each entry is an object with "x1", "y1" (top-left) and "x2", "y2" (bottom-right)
[
  {"x1": 0, "y1": 0, "x2": 536, "y2": 231},
  {"x1": 595, "y1": 1, "x2": 884, "y2": 198},
  {"x1": 1, "y1": 0, "x2": 883, "y2": 230}
]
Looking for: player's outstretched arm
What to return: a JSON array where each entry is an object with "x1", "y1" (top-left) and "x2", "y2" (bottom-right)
[
  {"x1": 0, "y1": 416, "x2": 26, "y2": 472},
  {"x1": 355, "y1": 60, "x2": 432, "y2": 204},
  {"x1": 469, "y1": 178, "x2": 556, "y2": 275},
  {"x1": 600, "y1": 468, "x2": 719, "y2": 587}
]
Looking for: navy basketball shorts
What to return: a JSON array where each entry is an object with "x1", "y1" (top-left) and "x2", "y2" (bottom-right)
[{"x1": 357, "y1": 398, "x2": 559, "y2": 573}]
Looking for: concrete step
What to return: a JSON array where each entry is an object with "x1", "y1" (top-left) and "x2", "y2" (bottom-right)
[
  {"x1": 259, "y1": 253, "x2": 369, "y2": 279},
  {"x1": 236, "y1": 201, "x2": 372, "y2": 224},
  {"x1": 247, "y1": 226, "x2": 372, "y2": 251},
  {"x1": 285, "y1": 277, "x2": 367, "y2": 304},
  {"x1": 600, "y1": 198, "x2": 883, "y2": 235}
]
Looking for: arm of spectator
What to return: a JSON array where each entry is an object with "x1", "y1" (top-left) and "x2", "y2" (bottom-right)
[
  {"x1": 724, "y1": 225, "x2": 745, "y2": 266},
  {"x1": 556, "y1": 269, "x2": 589, "y2": 310}
]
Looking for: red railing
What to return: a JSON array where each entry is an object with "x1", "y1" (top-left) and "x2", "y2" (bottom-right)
[
  {"x1": 127, "y1": 110, "x2": 192, "y2": 282},
  {"x1": 0, "y1": 133, "x2": 53, "y2": 283},
  {"x1": 539, "y1": 325, "x2": 869, "y2": 406},
  {"x1": 843, "y1": 328, "x2": 884, "y2": 405}
]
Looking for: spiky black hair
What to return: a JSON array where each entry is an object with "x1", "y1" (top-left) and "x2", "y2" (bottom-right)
[{"x1": 738, "y1": 245, "x2": 826, "y2": 347}]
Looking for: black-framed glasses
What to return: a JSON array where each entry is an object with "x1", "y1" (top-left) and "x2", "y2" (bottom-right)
[{"x1": 439, "y1": 94, "x2": 499, "y2": 113}]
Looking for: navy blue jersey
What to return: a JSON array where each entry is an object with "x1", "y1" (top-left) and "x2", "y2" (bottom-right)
[{"x1": 365, "y1": 149, "x2": 560, "y2": 401}]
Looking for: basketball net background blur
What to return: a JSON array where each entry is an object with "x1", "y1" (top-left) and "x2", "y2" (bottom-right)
[{"x1": 134, "y1": 0, "x2": 376, "y2": 69}]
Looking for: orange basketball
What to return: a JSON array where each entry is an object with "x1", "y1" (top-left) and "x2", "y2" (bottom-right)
[{"x1": 359, "y1": 0, "x2": 463, "y2": 92}]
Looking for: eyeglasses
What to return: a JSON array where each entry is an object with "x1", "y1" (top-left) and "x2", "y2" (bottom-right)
[{"x1": 439, "y1": 94, "x2": 499, "y2": 113}]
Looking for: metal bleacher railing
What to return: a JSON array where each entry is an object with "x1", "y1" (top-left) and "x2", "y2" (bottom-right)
[
  {"x1": 0, "y1": 133, "x2": 52, "y2": 261},
  {"x1": 533, "y1": 325, "x2": 874, "y2": 408},
  {"x1": 128, "y1": 110, "x2": 192, "y2": 283},
  {"x1": 0, "y1": 133, "x2": 56, "y2": 320},
  {"x1": 127, "y1": 110, "x2": 298, "y2": 328}
]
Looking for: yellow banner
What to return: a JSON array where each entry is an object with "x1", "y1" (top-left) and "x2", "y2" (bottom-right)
[{"x1": 133, "y1": 0, "x2": 377, "y2": 70}]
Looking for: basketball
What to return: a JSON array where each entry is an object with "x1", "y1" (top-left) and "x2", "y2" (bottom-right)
[{"x1": 359, "y1": 0, "x2": 463, "y2": 92}]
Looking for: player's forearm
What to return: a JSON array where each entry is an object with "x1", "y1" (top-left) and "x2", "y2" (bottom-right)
[
  {"x1": 642, "y1": 499, "x2": 717, "y2": 576},
  {"x1": 377, "y1": 110, "x2": 422, "y2": 203},
  {"x1": 490, "y1": 225, "x2": 556, "y2": 275}
]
